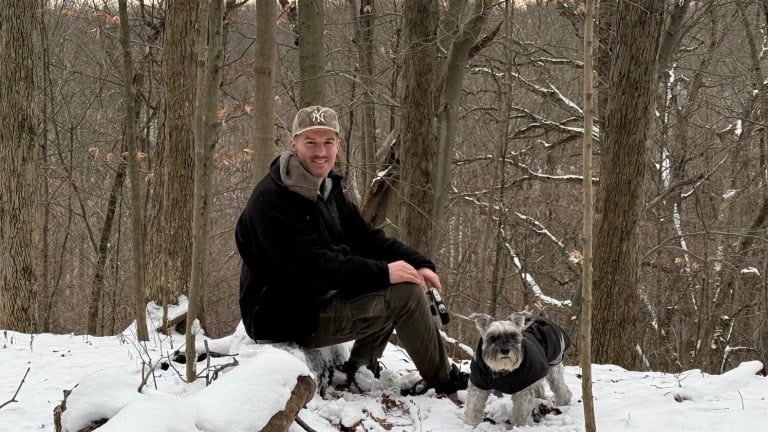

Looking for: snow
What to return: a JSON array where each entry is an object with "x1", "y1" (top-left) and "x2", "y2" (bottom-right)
[
  {"x1": 1, "y1": 303, "x2": 767, "y2": 432},
  {"x1": 741, "y1": 267, "x2": 760, "y2": 276}
]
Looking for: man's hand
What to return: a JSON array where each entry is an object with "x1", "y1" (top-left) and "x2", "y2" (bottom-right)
[
  {"x1": 388, "y1": 260, "x2": 427, "y2": 290},
  {"x1": 418, "y1": 267, "x2": 442, "y2": 292}
]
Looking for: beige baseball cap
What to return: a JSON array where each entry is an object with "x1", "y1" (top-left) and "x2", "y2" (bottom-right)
[{"x1": 291, "y1": 106, "x2": 340, "y2": 137}]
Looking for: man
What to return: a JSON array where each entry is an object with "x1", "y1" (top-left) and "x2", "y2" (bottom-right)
[{"x1": 235, "y1": 105, "x2": 467, "y2": 394}]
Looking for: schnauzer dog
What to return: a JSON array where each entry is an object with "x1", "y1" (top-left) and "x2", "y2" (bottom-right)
[{"x1": 464, "y1": 311, "x2": 572, "y2": 427}]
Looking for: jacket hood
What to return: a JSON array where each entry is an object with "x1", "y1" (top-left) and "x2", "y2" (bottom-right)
[{"x1": 277, "y1": 151, "x2": 321, "y2": 202}]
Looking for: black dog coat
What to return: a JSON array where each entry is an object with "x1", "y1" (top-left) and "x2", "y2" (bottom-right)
[{"x1": 469, "y1": 316, "x2": 570, "y2": 394}]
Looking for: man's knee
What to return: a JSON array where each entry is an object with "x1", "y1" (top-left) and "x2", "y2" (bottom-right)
[{"x1": 387, "y1": 282, "x2": 427, "y2": 310}]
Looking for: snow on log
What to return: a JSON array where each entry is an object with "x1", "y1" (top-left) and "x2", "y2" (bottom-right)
[{"x1": 53, "y1": 344, "x2": 316, "y2": 432}]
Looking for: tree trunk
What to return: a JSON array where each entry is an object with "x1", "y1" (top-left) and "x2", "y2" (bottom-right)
[
  {"x1": 0, "y1": 1, "x2": 39, "y2": 333},
  {"x1": 592, "y1": 0, "x2": 665, "y2": 368},
  {"x1": 118, "y1": 0, "x2": 150, "y2": 342},
  {"x1": 348, "y1": 0, "x2": 376, "y2": 188},
  {"x1": 432, "y1": 0, "x2": 490, "y2": 255},
  {"x1": 87, "y1": 156, "x2": 127, "y2": 335},
  {"x1": 39, "y1": 11, "x2": 53, "y2": 333},
  {"x1": 297, "y1": 0, "x2": 326, "y2": 106},
  {"x1": 581, "y1": 0, "x2": 596, "y2": 430},
  {"x1": 253, "y1": 0, "x2": 277, "y2": 178},
  {"x1": 398, "y1": 0, "x2": 438, "y2": 254},
  {"x1": 487, "y1": 1, "x2": 512, "y2": 317},
  {"x1": 187, "y1": 0, "x2": 224, "y2": 382},
  {"x1": 146, "y1": 0, "x2": 197, "y2": 315}
]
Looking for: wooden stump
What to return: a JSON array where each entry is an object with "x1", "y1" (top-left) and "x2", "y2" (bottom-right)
[
  {"x1": 52, "y1": 387, "x2": 107, "y2": 432},
  {"x1": 261, "y1": 375, "x2": 317, "y2": 432}
]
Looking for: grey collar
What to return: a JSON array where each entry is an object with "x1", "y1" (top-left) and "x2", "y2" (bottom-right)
[{"x1": 278, "y1": 151, "x2": 332, "y2": 202}]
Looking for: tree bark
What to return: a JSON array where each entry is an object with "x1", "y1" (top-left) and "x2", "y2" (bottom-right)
[
  {"x1": 262, "y1": 375, "x2": 317, "y2": 432},
  {"x1": 187, "y1": 0, "x2": 224, "y2": 382},
  {"x1": 118, "y1": 0, "x2": 150, "y2": 342},
  {"x1": 348, "y1": 0, "x2": 377, "y2": 188},
  {"x1": 297, "y1": 0, "x2": 326, "y2": 106},
  {"x1": 0, "y1": 1, "x2": 39, "y2": 333},
  {"x1": 253, "y1": 0, "x2": 277, "y2": 178},
  {"x1": 433, "y1": 0, "x2": 490, "y2": 256},
  {"x1": 592, "y1": 0, "x2": 665, "y2": 368},
  {"x1": 87, "y1": 157, "x2": 127, "y2": 335},
  {"x1": 581, "y1": 1, "x2": 596, "y2": 430},
  {"x1": 146, "y1": 0, "x2": 197, "y2": 317},
  {"x1": 398, "y1": 0, "x2": 439, "y2": 254}
]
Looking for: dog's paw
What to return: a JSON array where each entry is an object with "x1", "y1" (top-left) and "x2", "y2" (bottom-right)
[
  {"x1": 555, "y1": 388, "x2": 573, "y2": 406},
  {"x1": 463, "y1": 410, "x2": 485, "y2": 426}
]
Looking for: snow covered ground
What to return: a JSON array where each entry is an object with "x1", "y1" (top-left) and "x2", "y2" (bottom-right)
[{"x1": 1, "y1": 303, "x2": 766, "y2": 432}]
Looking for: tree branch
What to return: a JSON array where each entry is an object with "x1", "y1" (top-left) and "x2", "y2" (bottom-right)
[{"x1": 0, "y1": 367, "x2": 30, "y2": 411}]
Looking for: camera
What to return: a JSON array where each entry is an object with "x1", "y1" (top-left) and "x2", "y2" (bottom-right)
[{"x1": 427, "y1": 287, "x2": 450, "y2": 325}]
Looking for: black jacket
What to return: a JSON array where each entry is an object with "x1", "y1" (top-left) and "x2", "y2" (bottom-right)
[
  {"x1": 469, "y1": 316, "x2": 570, "y2": 394},
  {"x1": 235, "y1": 155, "x2": 434, "y2": 343}
]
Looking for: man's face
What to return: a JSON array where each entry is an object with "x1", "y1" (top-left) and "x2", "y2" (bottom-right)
[{"x1": 291, "y1": 128, "x2": 339, "y2": 180}]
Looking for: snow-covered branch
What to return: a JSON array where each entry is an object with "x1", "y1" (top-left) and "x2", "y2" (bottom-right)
[
  {"x1": 507, "y1": 245, "x2": 572, "y2": 308},
  {"x1": 514, "y1": 212, "x2": 564, "y2": 248},
  {"x1": 509, "y1": 104, "x2": 598, "y2": 140}
]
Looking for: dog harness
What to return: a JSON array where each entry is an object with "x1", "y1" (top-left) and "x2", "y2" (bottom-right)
[{"x1": 469, "y1": 316, "x2": 570, "y2": 394}]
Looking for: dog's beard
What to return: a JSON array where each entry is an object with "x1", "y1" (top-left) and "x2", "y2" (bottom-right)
[{"x1": 483, "y1": 348, "x2": 522, "y2": 372}]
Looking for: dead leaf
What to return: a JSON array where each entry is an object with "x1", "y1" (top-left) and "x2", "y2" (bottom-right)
[{"x1": 569, "y1": 250, "x2": 583, "y2": 263}]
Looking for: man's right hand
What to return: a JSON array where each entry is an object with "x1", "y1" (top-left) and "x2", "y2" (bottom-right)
[{"x1": 387, "y1": 260, "x2": 427, "y2": 290}]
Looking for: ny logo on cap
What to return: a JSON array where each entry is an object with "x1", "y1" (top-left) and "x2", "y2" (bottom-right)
[{"x1": 311, "y1": 109, "x2": 325, "y2": 124}]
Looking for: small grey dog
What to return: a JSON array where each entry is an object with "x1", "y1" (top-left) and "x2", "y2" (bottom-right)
[{"x1": 464, "y1": 311, "x2": 572, "y2": 427}]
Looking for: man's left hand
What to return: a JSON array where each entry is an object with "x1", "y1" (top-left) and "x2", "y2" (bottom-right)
[{"x1": 418, "y1": 268, "x2": 442, "y2": 292}]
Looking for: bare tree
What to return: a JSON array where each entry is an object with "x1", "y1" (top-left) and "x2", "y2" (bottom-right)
[
  {"x1": 87, "y1": 154, "x2": 127, "y2": 335},
  {"x1": 187, "y1": 0, "x2": 224, "y2": 382},
  {"x1": 297, "y1": 0, "x2": 326, "y2": 106},
  {"x1": 118, "y1": 0, "x2": 150, "y2": 342},
  {"x1": 348, "y1": 0, "x2": 377, "y2": 187},
  {"x1": 0, "y1": 1, "x2": 39, "y2": 333},
  {"x1": 581, "y1": 0, "x2": 596, "y2": 430},
  {"x1": 146, "y1": 0, "x2": 197, "y2": 321},
  {"x1": 592, "y1": 0, "x2": 665, "y2": 368},
  {"x1": 253, "y1": 0, "x2": 277, "y2": 177},
  {"x1": 398, "y1": 0, "x2": 439, "y2": 254},
  {"x1": 432, "y1": 0, "x2": 491, "y2": 254}
]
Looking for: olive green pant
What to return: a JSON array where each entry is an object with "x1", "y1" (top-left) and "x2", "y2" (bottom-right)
[{"x1": 302, "y1": 282, "x2": 451, "y2": 385}]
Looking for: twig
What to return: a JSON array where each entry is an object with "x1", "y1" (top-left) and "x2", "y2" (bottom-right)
[
  {"x1": 208, "y1": 357, "x2": 239, "y2": 383},
  {"x1": 205, "y1": 340, "x2": 211, "y2": 385},
  {"x1": 295, "y1": 415, "x2": 319, "y2": 432},
  {"x1": 0, "y1": 367, "x2": 31, "y2": 411},
  {"x1": 137, "y1": 358, "x2": 163, "y2": 393}
]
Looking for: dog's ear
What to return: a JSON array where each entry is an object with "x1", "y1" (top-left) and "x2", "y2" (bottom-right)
[
  {"x1": 509, "y1": 312, "x2": 526, "y2": 328},
  {"x1": 469, "y1": 312, "x2": 493, "y2": 333}
]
